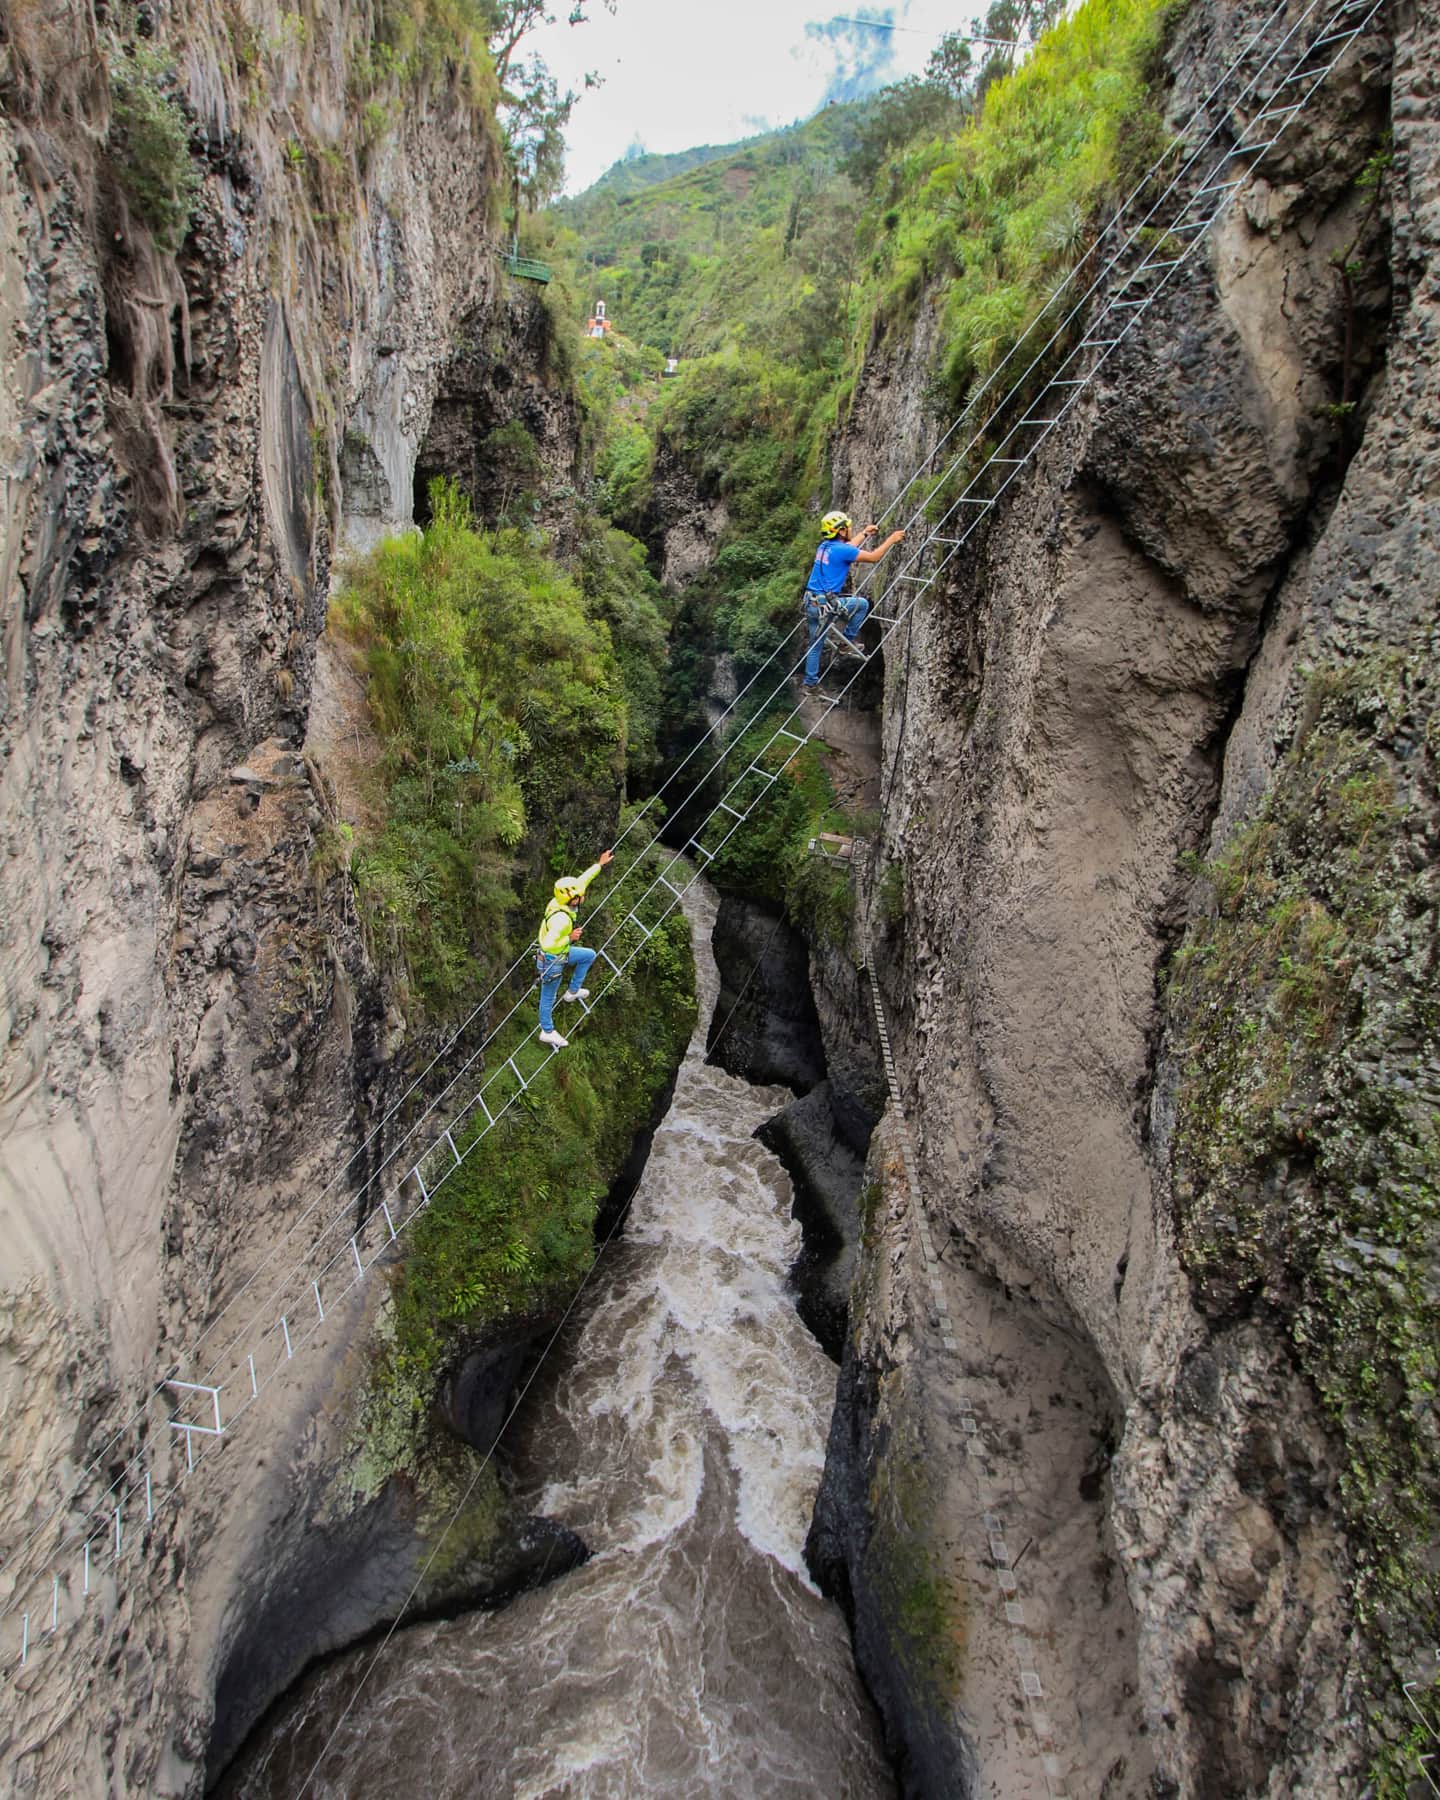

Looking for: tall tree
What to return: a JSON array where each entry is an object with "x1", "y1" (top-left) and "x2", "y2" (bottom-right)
[{"x1": 481, "y1": 0, "x2": 614, "y2": 207}]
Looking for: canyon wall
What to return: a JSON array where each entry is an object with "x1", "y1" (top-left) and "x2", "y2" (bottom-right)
[
  {"x1": 0, "y1": 4, "x2": 577, "y2": 1789},
  {"x1": 811, "y1": 0, "x2": 1435, "y2": 1792}
]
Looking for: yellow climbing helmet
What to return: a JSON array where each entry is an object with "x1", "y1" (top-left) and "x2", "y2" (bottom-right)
[
  {"x1": 553, "y1": 878, "x2": 581, "y2": 902},
  {"x1": 819, "y1": 510, "x2": 852, "y2": 539}
]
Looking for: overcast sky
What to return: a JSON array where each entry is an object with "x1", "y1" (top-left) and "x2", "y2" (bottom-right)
[{"x1": 522, "y1": 2, "x2": 969, "y2": 195}]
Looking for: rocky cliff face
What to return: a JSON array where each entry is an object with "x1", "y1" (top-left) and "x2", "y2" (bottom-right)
[
  {"x1": 810, "y1": 0, "x2": 1435, "y2": 1792},
  {"x1": 0, "y1": 4, "x2": 574, "y2": 1790}
]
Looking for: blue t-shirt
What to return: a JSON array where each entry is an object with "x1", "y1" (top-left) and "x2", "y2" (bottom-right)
[{"x1": 806, "y1": 539, "x2": 860, "y2": 596}]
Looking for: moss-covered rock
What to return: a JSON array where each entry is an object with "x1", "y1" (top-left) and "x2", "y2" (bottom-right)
[{"x1": 1167, "y1": 647, "x2": 1440, "y2": 1775}]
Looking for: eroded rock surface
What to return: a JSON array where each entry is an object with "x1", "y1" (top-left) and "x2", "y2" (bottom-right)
[
  {"x1": 0, "y1": 7, "x2": 575, "y2": 1792},
  {"x1": 808, "y1": 1, "x2": 1432, "y2": 1793}
]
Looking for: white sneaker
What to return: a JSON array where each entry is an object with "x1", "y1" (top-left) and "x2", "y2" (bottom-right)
[
  {"x1": 559, "y1": 988, "x2": 590, "y2": 1003},
  {"x1": 538, "y1": 1028, "x2": 568, "y2": 1049}
]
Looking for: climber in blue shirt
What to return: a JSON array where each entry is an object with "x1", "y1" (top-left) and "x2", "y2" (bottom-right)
[{"x1": 802, "y1": 511, "x2": 906, "y2": 687}]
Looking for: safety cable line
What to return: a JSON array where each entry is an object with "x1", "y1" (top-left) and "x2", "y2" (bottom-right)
[
  {"x1": 0, "y1": 0, "x2": 1383, "y2": 1679},
  {"x1": 0, "y1": 0, "x2": 1335, "y2": 1580}
]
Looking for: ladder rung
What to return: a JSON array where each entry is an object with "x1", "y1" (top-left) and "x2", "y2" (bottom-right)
[
  {"x1": 1282, "y1": 63, "x2": 1322, "y2": 84},
  {"x1": 1193, "y1": 177, "x2": 1242, "y2": 198},
  {"x1": 599, "y1": 948, "x2": 623, "y2": 970},
  {"x1": 745, "y1": 763, "x2": 776, "y2": 783},
  {"x1": 508, "y1": 1056, "x2": 525, "y2": 1083},
  {"x1": 892, "y1": 574, "x2": 931, "y2": 585},
  {"x1": 1136, "y1": 258, "x2": 1184, "y2": 273},
  {"x1": 1082, "y1": 338, "x2": 1120, "y2": 349},
  {"x1": 410, "y1": 1164, "x2": 428, "y2": 1202},
  {"x1": 477, "y1": 1095, "x2": 493, "y2": 1127},
  {"x1": 1253, "y1": 102, "x2": 1303, "y2": 122},
  {"x1": 1168, "y1": 219, "x2": 1210, "y2": 234},
  {"x1": 685, "y1": 838, "x2": 714, "y2": 861},
  {"x1": 990, "y1": 457, "x2": 1024, "y2": 465},
  {"x1": 718, "y1": 801, "x2": 746, "y2": 820},
  {"x1": 954, "y1": 497, "x2": 993, "y2": 507},
  {"x1": 777, "y1": 728, "x2": 807, "y2": 746},
  {"x1": 1019, "y1": 417, "x2": 1060, "y2": 427},
  {"x1": 1111, "y1": 297, "x2": 1149, "y2": 308},
  {"x1": 624, "y1": 912, "x2": 653, "y2": 938},
  {"x1": 443, "y1": 1129, "x2": 460, "y2": 1167},
  {"x1": 927, "y1": 535, "x2": 963, "y2": 545},
  {"x1": 1310, "y1": 25, "x2": 1360, "y2": 49}
]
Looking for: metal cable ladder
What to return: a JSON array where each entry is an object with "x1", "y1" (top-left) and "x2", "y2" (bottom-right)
[{"x1": 0, "y1": 0, "x2": 1386, "y2": 1684}]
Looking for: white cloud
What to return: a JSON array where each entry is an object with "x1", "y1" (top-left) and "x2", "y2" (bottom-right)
[{"x1": 522, "y1": 0, "x2": 958, "y2": 195}]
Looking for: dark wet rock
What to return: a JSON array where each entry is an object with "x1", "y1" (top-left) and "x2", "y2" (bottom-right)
[
  {"x1": 757, "y1": 1081, "x2": 868, "y2": 1361},
  {"x1": 707, "y1": 894, "x2": 825, "y2": 1091},
  {"x1": 207, "y1": 1473, "x2": 586, "y2": 1786},
  {"x1": 807, "y1": 1353, "x2": 976, "y2": 1800}
]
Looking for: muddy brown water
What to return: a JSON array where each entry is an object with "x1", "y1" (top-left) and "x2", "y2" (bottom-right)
[{"x1": 222, "y1": 882, "x2": 893, "y2": 1798}]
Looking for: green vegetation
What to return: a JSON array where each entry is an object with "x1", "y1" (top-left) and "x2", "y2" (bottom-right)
[
  {"x1": 1167, "y1": 652, "x2": 1440, "y2": 1764},
  {"x1": 333, "y1": 480, "x2": 631, "y2": 1008},
  {"x1": 385, "y1": 824, "x2": 694, "y2": 1383},
  {"x1": 546, "y1": 0, "x2": 1181, "y2": 763},
  {"x1": 332, "y1": 485, "x2": 694, "y2": 1388},
  {"x1": 865, "y1": 0, "x2": 1178, "y2": 407},
  {"x1": 105, "y1": 35, "x2": 198, "y2": 250},
  {"x1": 360, "y1": 0, "x2": 501, "y2": 110}
]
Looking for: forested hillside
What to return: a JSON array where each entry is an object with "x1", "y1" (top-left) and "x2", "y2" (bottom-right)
[{"x1": 527, "y1": 0, "x2": 1176, "y2": 919}]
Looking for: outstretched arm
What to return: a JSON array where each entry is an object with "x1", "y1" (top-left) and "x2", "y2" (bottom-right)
[
  {"x1": 855, "y1": 527, "x2": 905, "y2": 564},
  {"x1": 567, "y1": 848, "x2": 616, "y2": 904}
]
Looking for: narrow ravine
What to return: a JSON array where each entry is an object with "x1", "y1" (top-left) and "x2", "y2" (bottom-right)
[{"x1": 220, "y1": 881, "x2": 893, "y2": 1798}]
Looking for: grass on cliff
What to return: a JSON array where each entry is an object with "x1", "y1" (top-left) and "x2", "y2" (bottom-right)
[
  {"x1": 331, "y1": 479, "x2": 666, "y2": 1011},
  {"x1": 329, "y1": 483, "x2": 695, "y2": 1388},
  {"x1": 1166, "y1": 651, "x2": 1440, "y2": 1779},
  {"x1": 860, "y1": 0, "x2": 1180, "y2": 409}
]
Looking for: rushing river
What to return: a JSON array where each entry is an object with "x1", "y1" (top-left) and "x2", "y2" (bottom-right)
[{"x1": 224, "y1": 881, "x2": 893, "y2": 1798}]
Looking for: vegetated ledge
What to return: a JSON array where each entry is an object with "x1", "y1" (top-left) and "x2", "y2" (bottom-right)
[{"x1": 1165, "y1": 649, "x2": 1440, "y2": 1782}]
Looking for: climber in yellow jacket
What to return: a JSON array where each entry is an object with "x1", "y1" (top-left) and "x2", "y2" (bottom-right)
[{"x1": 536, "y1": 848, "x2": 614, "y2": 1048}]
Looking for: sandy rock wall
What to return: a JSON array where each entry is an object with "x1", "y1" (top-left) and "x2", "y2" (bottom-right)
[
  {"x1": 0, "y1": 2, "x2": 510, "y2": 1790},
  {"x1": 811, "y1": 0, "x2": 1429, "y2": 1792}
]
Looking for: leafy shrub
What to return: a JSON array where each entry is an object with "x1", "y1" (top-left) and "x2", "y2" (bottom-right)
[
  {"x1": 388, "y1": 854, "x2": 696, "y2": 1380},
  {"x1": 106, "y1": 38, "x2": 198, "y2": 250},
  {"x1": 333, "y1": 479, "x2": 626, "y2": 1007}
]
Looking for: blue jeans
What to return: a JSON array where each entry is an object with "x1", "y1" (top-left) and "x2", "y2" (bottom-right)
[
  {"x1": 804, "y1": 594, "x2": 870, "y2": 683},
  {"x1": 539, "y1": 945, "x2": 597, "y2": 1031}
]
